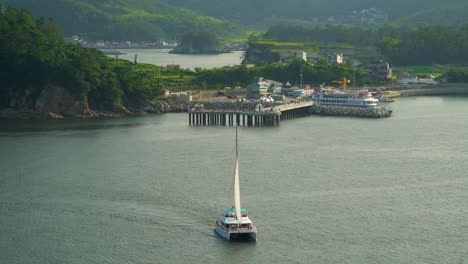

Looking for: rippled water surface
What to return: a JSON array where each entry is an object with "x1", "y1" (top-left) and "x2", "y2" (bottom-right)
[
  {"x1": 105, "y1": 48, "x2": 244, "y2": 70},
  {"x1": 1, "y1": 97, "x2": 467, "y2": 264}
]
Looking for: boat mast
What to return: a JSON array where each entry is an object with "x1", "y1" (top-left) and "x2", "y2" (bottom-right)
[
  {"x1": 233, "y1": 125, "x2": 242, "y2": 222},
  {"x1": 236, "y1": 125, "x2": 238, "y2": 158}
]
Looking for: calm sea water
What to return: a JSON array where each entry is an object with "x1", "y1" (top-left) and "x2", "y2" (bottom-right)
[
  {"x1": 1, "y1": 97, "x2": 468, "y2": 264},
  {"x1": 105, "y1": 48, "x2": 244, "y2": 70}
]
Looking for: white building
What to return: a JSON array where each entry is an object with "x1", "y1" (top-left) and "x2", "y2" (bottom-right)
[
  {"x1": 327, "y1": 53, "x2": 344, "y2": 64},
  {"x1": 246, "y1": 78, "x2": 282, "y2": 99},
  {"x1": 279, "y1": 51, "x2": 307, "y2": 62}
]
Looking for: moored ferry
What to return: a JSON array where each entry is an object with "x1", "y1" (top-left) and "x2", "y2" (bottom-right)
[{"x1": 307, "y1": 89, "x2": 379, "y2": 108}]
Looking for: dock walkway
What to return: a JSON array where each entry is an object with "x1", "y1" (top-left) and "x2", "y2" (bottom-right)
[
  {"x1": 187, "y1": 100, "x2": 391, "y2": 127},
  {"x1": 188, "y1": 101, "x2": 313, "y2": 127}
]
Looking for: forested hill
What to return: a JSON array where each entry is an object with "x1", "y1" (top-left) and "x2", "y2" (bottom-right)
[
  {"x1": 5, "y1": 0, "x2": 467, "y2": 41},
  {"x1": 165, "y1": 0, "x2": 468, "y2": 25},
  {"x1": 4, "y1": 0, "x2": 239, "y2": 41}
]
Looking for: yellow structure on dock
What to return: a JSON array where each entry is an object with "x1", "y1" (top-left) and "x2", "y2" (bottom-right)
[{"x1": 332, "y1": 77, "x2": 351, "y2": 90}]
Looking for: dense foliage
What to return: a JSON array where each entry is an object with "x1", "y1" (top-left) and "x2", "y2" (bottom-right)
[
  {"x1": 6, "y1": 0, "x2": 468, "y2": 43},
  {"x1": 264, "y1": 23, "x2": 384, "y2": 45},
  {"x1": 166, "y1": 0, "x2": 468, "y2": 25},
  {"x1": 6, "y1": 0, "x2": 239, "y2": 41},
  {"x1": 0, "y1": 8, "x2": 195, "y2": 109},
  {"x1": 172, "y1": 31, "x2": 220, "y2": 54},
  {"x1": 446, "y1": 70, "x2": 468, "y2": 82},
  {"x1": 5, "y1": 0, "x2": 468, "y2": 44},
  {"x1": 377, "y1": 25, "x2": 468, "y2": 65},
  {"x1": 242, "y1": 42, "x2": 280, "y2": 65},
  {"x1": 260, "y1": 23, "x2": 468, "y2": 66},
  {"x1": 195, "y1": 59, "x2": 363, "y2": 87}
]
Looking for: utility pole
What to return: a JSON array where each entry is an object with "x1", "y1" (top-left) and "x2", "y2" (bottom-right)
[
  {"x1": 300, "y1": 66, "x2": 303, "y2": 89},
  {"x1": 353, "y1": 68, "x2": 356, "y2": 88}
]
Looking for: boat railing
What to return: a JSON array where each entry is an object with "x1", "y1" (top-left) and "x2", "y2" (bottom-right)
[
  {"x1": 218, "y1": 223, "x2": 257, "y2": 233},
  {"x1": 226, "y1": 226, "x2": 257, "y2": 233}
]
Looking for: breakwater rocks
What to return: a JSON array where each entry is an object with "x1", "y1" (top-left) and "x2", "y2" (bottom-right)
[
  {"x1": 0, "y1": 99, "x2": 189, "y2": 119},
  {"x1": 309, "y1": 105, "x2": 392, "y2": 118},
  {"x1": 86, "y1": 100, "x2": 188, "y2": 117},
  {"x1": 147, "y1": 100, "x2": 188, "y2": 113},
  {"x1": 399, "y1": 83, "x2": 468, "y2": 96}
]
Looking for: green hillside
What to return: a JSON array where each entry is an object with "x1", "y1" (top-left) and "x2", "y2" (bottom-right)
[
  {"x1": 5, "y1": 0, "x2": 467, "y2": 41},
  {"x1": 164, "y1": 0, "x2": 468, "y2": 25},
  {"x1": 4, "y1": 0, "x2": 240, "y2": 41}
]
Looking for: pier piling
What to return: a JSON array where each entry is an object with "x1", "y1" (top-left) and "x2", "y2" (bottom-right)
[{"x1": 187, "y1": 100, "x2": 389, "y2": 127}]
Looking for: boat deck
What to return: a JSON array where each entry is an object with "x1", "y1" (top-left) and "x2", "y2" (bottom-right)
[{"x1": 221, "y1": 226, "x2": 257, "y2": 234}]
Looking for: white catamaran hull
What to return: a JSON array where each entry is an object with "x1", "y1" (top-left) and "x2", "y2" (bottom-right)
[
  {"x1": 215, "y1": 226, "x2": 257, "y2": 241},
  {"x1": 215, "y1": 226, "x2": 231, "y2": 240}
]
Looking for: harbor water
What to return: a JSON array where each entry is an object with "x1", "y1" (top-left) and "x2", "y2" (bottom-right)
[
  {"x1": 1, "y1": 96, "x2": 467, "y2": 264},
  {"x1": 104, "y1": 48, "x2": 244, "y2": 70}
]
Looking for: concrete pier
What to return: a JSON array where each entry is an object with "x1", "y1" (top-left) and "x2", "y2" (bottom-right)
[
  {"x1": 188, "y1": 101, "x2": 313, "y2": 127},
  {"x1": 188, "y1": 111, "x2": 281, "y2": 127},
  {"x1": 188, "y1": 101, "x2": 391, "y2": 127}
]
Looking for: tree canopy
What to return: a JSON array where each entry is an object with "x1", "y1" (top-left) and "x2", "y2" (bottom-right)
[
  {"x1": 172, "y1": 30, "x2": 220, "y2": 54},
  {"x1": 6, "y1": 0, "x2": 240, "y2": 41},
  {"x1": 0, "y1": 8, "x2": 195, "y2": 110}
]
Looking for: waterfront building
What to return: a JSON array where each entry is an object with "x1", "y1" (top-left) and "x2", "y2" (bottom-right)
[
  {"x1": 397, "y1": 71, "x2": 437, "y2": 84},
  {"x1": 246, "y1": 78, "x2": 282, "y2": 99},
  {"x1": 327, "y1": 53, "x2": 344, "y2": 64},
  {"x1": 279, "y1": 51, "x2": 307, "y2": 62},
  {"x1": 367, "y1": 61, "x2": 392, "y2": 80},
  {"x1": 306, "y1": 52, "x2": 322, "y2": 64}
]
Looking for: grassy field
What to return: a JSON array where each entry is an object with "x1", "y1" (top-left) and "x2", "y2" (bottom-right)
[
  {"x1": 392, "y1": 65, "x2": 468, "y2": 78},
  {"x1": 256, "y1": 40, "x2": 355, "y2": 52}
]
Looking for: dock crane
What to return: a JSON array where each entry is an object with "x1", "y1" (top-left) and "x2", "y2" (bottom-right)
[{"x1": 332, "y1": 77, "x2": 351, "y2": 90}]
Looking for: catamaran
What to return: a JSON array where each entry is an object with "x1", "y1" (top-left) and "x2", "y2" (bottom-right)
[{"x1": 215, "y1": 127, "x2": 257, "y2": 241}]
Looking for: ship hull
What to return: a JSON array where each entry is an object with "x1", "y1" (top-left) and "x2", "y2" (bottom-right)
[
  {"x1": 215, "y1": 222, "x2": 257, "y2": 241},
  {"x1": 215, "y1": 226, "x2": 257, "y2": 241}
]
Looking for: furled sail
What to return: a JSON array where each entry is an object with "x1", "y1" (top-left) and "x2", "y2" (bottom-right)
[
  {"x1": 233, "y1": 126, "x2": 242, "y2": 222},
  {"x1": 234, "y1": 158, "x2": 241, "y2": 222}
]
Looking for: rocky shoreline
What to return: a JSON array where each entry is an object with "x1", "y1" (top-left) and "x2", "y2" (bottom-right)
[
  {"x1": 309, "y1": 105, "x2": 392, "y2": 118},
  {"x1": 4, "y1": 83, "x2": 467, "y2": 120},
  {"x1": 0, "y1": 99, "x2": 189, "y2": 120},
  {"x1": 398, "y1": 83, "x2": 468, "y2": 96}
]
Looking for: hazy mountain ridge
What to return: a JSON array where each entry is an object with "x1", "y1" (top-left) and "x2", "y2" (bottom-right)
[
  {"x1": 3, "y1": 0, "x2": 467, "y2": 41},
  {"x1": 164, "y1": 0, "x2": 468, "y2": 25},
  {"x1": 4, "y1": 0, "x2": 240, "y2": 40}
]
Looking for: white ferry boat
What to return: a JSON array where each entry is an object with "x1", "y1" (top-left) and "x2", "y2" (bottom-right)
[{"x1": 308, "y1": 88, "x2": 379, "y2": 108}]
